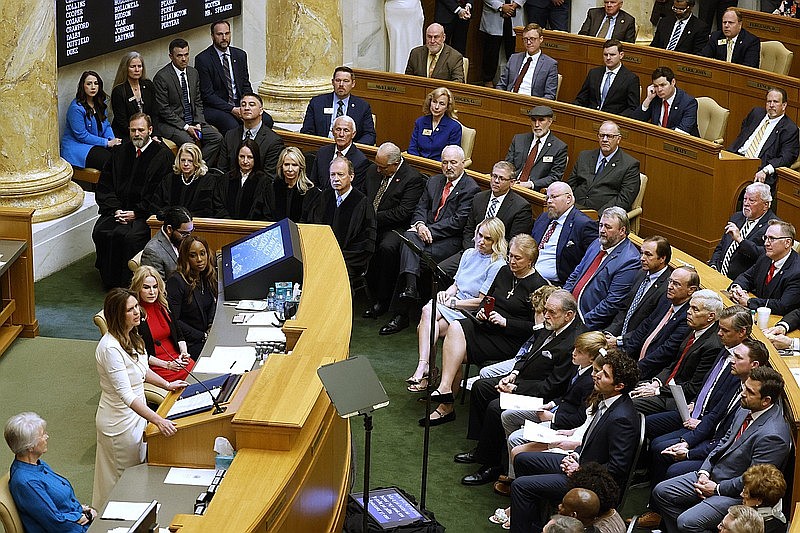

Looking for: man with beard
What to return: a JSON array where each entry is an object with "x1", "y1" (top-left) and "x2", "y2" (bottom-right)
[{"x1": 141, "y1": 205, "x2": 194, "y2": 282}]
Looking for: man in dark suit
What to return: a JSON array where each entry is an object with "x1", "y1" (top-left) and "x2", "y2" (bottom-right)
[
  {"x1": 729, "y1": 88, "x2": 800, "y2": 197},
  {"x1": 457, "y1": 290, "x2": 584, "y2": 485},
  {"x1": 730, "y1": 219, "x2": 800, "y2": 315},
  {"x1": 631, "y1": 289, "x2": 724, "y2": 415},
  {"x1": 216, "y1": 93, "x2": 284, "y2": 177},
  {"x1": 609, "y1": 266, "x2": 698, "y2": 380},
  {"x1": 650, "y1": 0, "x2": 709, "y2": 55},
  {"x1": 652, "y1": 366, "x2": 792, "y2": 533},
  {"x1": 439, "y1": 160, "x2": 532, "y2": 277},
  {"x1": 578, "y1": 0, "x2": 637, "y2": 42},
  {"x1": 700, "y1": 8, "x2": 761, "y2": 68},
  {"x1": 506, "y1": 106, "x2": 568, "y2": 190},
  {"x1": 532, "y1": 182, "x2": 597, "y2": 285},
  {"x1": 194, "y1": 20, "x2": 253, "y2": 134},
  {"x1": 525, "y1": 0, "x2": 569, "y2": 31},
  {"x1": 509, "y1": 350, "x2": 641, "y2": 533},
  {"x1": 405, "y1": 23, "x2": 465, "y2": 83},
  {"x1": 434, "y1": 0, "x2": 472, "y2": 55},
  {"x1": 567, "y1": 120, "x2": 641, "y2": 212},
  {"x1": 607, "y1": 235, "x2": 672, "y2": 336},
  {"x1": 300, "y1": 66, "x2": 376, "y2": 145},
  {"x1": 574, "y1": 40, "x2": 640, "y2": 117},
  {"x1": 307, "y1": 116, "x2": 372, "y2": 191},
  {"x1": 631, "y1": 66, "x2": 699, "y2": 136},
  {"x1": 153, "y1": 38, "x2": 223, "y2": 166},
  {"x1": 380, "y1": 145, "x2": 480, "y2": 334},
  {"x1": 141, "y1": 206, "x2": 193, "y2": 283},
  {"x1": 709, "y1": 182, "x2": 776, "y2": 280},
  {"x1": 363, "y1": 143, "x2": 426, "y2": 319},
  {"x1": 564, "y1": 206, "x2": 641, "y2": 330},
  {"x1": 496, "y1": 24, "x2": 558, "y2": 100},
  {"x1": 310, "y1": 157, "x2": 376, "y2": 280}
]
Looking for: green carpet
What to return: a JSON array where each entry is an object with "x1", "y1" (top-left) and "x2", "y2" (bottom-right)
[{"x1": 7, "y1": 254, "x2": 649, "y2": 531}]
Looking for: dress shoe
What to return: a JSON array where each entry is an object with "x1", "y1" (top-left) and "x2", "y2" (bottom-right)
[
  {"x1": 418, "y1": 408, "x2": 455, "y2": 426},
  {"x1": 454, "y1": 449, "x2": 477, "y2": 464},
  {"x1": 461, "y1": 465, "x2": 503, "y2": 486},
  {"x1": 634, "y1": 511, "x2": 662, "y2": 529},
  {"x1": 398, "y1": 287, "x2": 420, "y2": 301},
  {"x1": 379, "y1": 314, "x2": 409, "y2": 335},
  {"x1": 493, "y1": 480, "x2": 511, "y2": 496},
  {"x1": 362, "y1": 303, "x2": 387, "y2": 319}
]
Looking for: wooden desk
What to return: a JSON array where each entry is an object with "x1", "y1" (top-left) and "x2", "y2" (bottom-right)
[
  {"x1": 0, "y1": 208, "x2": 38, "y2": 356},
  {"x1": 349, "y1": 69, "x2": 758, "y2": 259},
  {"x1": 141, "y1": 222, "x2": 351, "y2": 533},
  {"x1": 740, "y1": 8, "x2": 800, "y2": 79}
]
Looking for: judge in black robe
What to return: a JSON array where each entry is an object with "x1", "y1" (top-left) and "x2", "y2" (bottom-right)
[
  {"x1": 152, "y1": 143, "x2": 217, "y2": 218},
  {"x1": 212, "y1": 139, "x2": 274, "y2": 220},
  {"x1": 271, "y1": 146, "x2": 321, "y2": 223}
]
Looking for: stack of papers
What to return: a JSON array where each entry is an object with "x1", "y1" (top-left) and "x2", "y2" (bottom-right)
[
  {"x1": 101, "y1": 501, "x2": 158, "y2": 520},
  {"x1": 163, "y1": 467, "x2": 217, "y2": 486},
  {"x1": 245, "y1": 327, "x2": 286, "y2": 343},
  {"x1": 194, "y1": 346, "x2": 256, "y2": 374},
  {"x1": 233, "y1": 311, "x2": 280, "y2": 326},
  {"x1": 166, "y1": 390, "x2": 219, "y2": 418},
  {"x1": 499, "y1": 392, "x2": 544, "y2": 411},
  {"x1": 521, "y1": 420, "x2": 562, "y2": 443}
]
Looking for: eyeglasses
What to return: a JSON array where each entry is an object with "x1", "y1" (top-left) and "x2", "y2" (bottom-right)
[
  {"x1": 546, "y1": 192, "x2": 569, "y2": 200},
  {"x1": 522, "y1": 37, "x2": 540, "y2": 43},
  {"x1": 597, "y1": 133, "x2": 621, "y2": 139},
  {"x1": 174, "y1": 229, "x2": 193, "y2": 237},
  {"x1": 763, "y1": 235, "x2": 792, "y2": 242},
  {"x1": 490, "y1": 173, "x2": 513, "y2": 182}
]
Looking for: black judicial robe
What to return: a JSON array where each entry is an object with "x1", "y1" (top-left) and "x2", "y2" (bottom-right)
[
  {"x1": 271, "y1": 179, "x2": 321, "y2": 223},
  {"x1": 212, "y1": 169, "x2": 274, "y2": 221},
  {"x1": 153, "y1": 172, "x2": 218, "y2": 218},
  {"x1": 92, "y1": 140, "x2": 174, "y2": 289}
]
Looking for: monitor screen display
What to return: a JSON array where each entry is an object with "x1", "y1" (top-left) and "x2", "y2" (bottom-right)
[
  {"x1": 353, "y1": 488, "x2": 425, "y2": 527},
  {"x1": 229, "y1": 225, "x2": 285, "y2": 281}
]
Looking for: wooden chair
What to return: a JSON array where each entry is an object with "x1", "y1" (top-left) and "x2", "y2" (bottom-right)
[
  {"x1": 162, "y1": 138, "x2": 179, "y2": 156},
  {"x1": 128, "y1": 250, "x2": 143, "y2": 272},
  {"x1": 0, "y1": 473, "x2": 23, "y2": 533},
  {"x1": 556, "y1": 74, "x2": 563, "y2": 100},
  {"x1": 628, "y1": 173, "x2": 648, "y2": 235},
  {"x1": 696, "y1": 96, "x2": 730, "y2": 144},
  {"x1": 760, "y1": 41, "x2": 794, "y2": 76},
  {"x1": 71, "y1": 166, "x2": 101, "y2": 186},
  {"x1": 461, "y1": 124, "x2": 476, "y2": 168},
  {"x1": 463, "y1": 57, "x2": 469, "y2": 80}
]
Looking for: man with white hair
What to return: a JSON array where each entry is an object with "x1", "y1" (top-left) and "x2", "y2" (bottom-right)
[{"x1": 307, "y1": 115, "x2": 371, "y2": 191}]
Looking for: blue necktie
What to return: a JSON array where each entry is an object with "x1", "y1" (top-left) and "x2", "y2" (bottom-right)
[
  {"x1": 600, "y1": 71, "x2": 613, "y2": 108},
  {"x1": 595, "y1": 157, "x2": 607, "y2": 177}
]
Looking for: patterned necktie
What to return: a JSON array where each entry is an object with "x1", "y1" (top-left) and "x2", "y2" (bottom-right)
[
  {"x1": 244, "y1": 129, "x2": 252, "y2": 140},
  {"x1": 336, "y1": 194, "x2": 344, "y2": 207},
  {"x1": 512, "y1": 57, "x2": 532, "y2": 93},
  {"x1": 600, "y1": 71, "x2": 613, "y2": 108},
  {"x1": 222, "y1": 53, "x2": 234, "y2": 105},
  {"x1": 734, "y1": 413, "x2": 753, "y2": 440},
  {"x1": 661, "y1": 100, "x2": 670, "y2": 128},
  {"x1": 428, "y1": 54, "x2": 438, "y2": 77},
  {"x1": 622, "y1": 275, "x2": 652, "y2": 335},
  {"x1": 571, "y1": 249, "x2": 607, "y2": 299},
  {"x1": 180, "y1": 72, "x2": 193, "y2": 125},
  {"x1": 435, "y1": 181, "x2": 453, "y2": 221},
  {"x1": 597, "y1": 16, "x2": 612, "y2": 38},
  {"x1": 595, "y1": 157, "x2": 607, "y2": 177},
  {"x1": 744, "y1": 118, "x2": 771, "y2": 159},
  {"x1": 538, "y1": 220, "x2": 558, "y2": 249},
  {"x1": 667, "y1": 334, "x2": 696, "y2": 383},
  {"x1": 518, "y1": 139, "x2": 540, "y2": 182},
  {"x1": 487, "y1": 198, "x2": 499, "y2": 218},
  {"x1": 726, "y1": 38, "x2": 735, "y2": 62},
  {"x1": 373, "y1": 177, "x2": 390, "y2": 211},
  {"x1": 667, "y1": 20, "x2": 684, "y2": 50},
  {"x1": 766, "y1": 262, "x2": 777, "y2": 284},
  {"x1": 720, "y1": 219, "x2": 755, "y2": 276},
  {"x1": 640, "y1": 306, "x2": 674, "y2": 360},
  {"x1": 336, "y1": 100, "x2": 344, "y2": 117}
]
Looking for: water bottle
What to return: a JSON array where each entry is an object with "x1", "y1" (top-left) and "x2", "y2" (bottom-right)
[
  {"x1": 275, "y1": 292, "x2": 285, "y2": 315},
  {"x1": 267, "y1": 287, "x2": 276, "y2": 311}
]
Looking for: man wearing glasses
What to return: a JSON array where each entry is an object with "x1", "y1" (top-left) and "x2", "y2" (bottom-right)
[
  {"x1": 650, "y1": 0, "x2": 709, "y2": 55},
  {"x1": 496, "y1": 24, "x2": 558, "y2": 99},
  {"x1": 567, "y1": 120, "x2": 641, "y2": 212},
  {"x1": 729, "y1": 219, "x2": 800, "y2": 315}
]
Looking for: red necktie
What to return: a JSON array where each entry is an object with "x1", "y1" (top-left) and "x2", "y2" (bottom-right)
[
  {"x1": 518, "y1": 139, "x2": 540, "y2": 182},
  {"x1": 661, "y1": 100, "x2": 670, "y2": 128},
  {"x1": 435, "y1": 181, "x2": 453, "y2": 221},
  {"x1": 666, "y1": 334, "x2": 696, "y2": 383},
  {"x1": 136, "y1": 148, "x2": 142, "y2": 158},
  {"x1": 766, "y1": 263, "x2": 776, "y2": 284},
  {"x1": 571, "y1": 250, "x2": 606, "y2": 300},
  {"x1": 539, "y1": 220, "x2": 558, "y2": 249},
  {"x1": 512, "y1": 57, "x2": 532, "y2": 93},
  {"x1": 735, "y1": 413, "x2": 753, "y2": 440}
]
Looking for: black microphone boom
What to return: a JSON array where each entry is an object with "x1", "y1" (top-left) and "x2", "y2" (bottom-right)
[{"x1": 155, "y1": 340, "x2": 227, "y2": 415}]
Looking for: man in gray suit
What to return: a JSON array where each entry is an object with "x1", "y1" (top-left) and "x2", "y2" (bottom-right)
[
  {"x1": 567, "y1": 120, "x2": 641, "y2": 212},
  {"x1": 496, "y1": 24, "x2": 558, "y2": 100},
  {"x1": 153, "y1": 38, "x2": 222, "y2": 166},
  {"x1": 652, "y1": 363, "x2": 792, "y2": 533},
  {"x1": 141, "y1": 206, "x2": 193, "y2": 282},
  {"x1": 505, "y1": 105, "x2": 568, "y2": 190},
  {"x1": 405, "y1": 23, "x2": 465, "y2": 83}
]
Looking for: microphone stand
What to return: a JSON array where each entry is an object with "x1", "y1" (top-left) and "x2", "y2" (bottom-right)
[{"x1": 155, "y1": 340, "x2": 227, "y2": 415}]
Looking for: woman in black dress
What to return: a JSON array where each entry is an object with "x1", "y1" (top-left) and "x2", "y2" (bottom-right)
[
  {"x1": 422, "y1": 234, "x2": 549, "y2": 425},
  {"x1": 271, "y1": 147, "x2": 321, "y2": 222},
  {"x1": 110, "y1": 52, "x2": 157, "y2": 139},
  {"x1": 212, "y1": 139, "x2": 274, "y2": 220},
  {"x1": 153, "y1": 143, "x2": 217, "y2": 218},
  {"x1": 166, "y1": 236, "x2": 217, "y2": 357}
]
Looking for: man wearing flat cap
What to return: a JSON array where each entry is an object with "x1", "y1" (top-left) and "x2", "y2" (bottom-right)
[{"x1": 505, "y1": 105, "x2": 568, "y2": 190}]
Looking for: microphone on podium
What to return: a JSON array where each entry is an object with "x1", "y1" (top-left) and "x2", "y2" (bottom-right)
[{"x1": 155, "y1": 340, "x2": 227, "y2": 415}]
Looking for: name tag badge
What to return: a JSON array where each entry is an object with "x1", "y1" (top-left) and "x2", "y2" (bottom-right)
[
  {"x1": 422, "y1": 128, "x2": 433, "y2": 136},
  {"x1": 323, "y1": 107, "x2": 334, "y2": 114},
  {"x1": 717, "y1": 38, "x2": 727, "y2": 45},
  {"x1": 542, "y1": 156, "x2": 553, "y2": 163},
  {"x1": 542, "y1": 350, "x2": 553, "y2": 359}
]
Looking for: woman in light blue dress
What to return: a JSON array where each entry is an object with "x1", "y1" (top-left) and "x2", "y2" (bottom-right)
[{"x1": 406, "y1": 217, "x2": 507, "y2": 392}]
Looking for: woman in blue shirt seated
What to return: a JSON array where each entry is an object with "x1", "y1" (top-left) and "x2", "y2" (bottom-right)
[
  {"x1": 407, "y1": 87, "x2": 462, "y2": 161},
  {"x1": 4, "y1": 412, "x2": 97, "y2": 532},
  {"x1": 61, "y1": 71, "x2": 121, "y2": 170}
]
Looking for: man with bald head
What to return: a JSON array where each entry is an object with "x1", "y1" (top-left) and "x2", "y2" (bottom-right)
[
  {"x1": 307, "y1": 115, "x2": 371, "y2": 191},
  {"x1": 363, "y1": 143, "x2": 426, "y2": 318},
  {"x1": 558, "y1": 488, "x2": 601, "y2": 528},
  {"x1": 531, "y1": 182, "x2": 597, "y2": 285},
  {"x1": 405, "y1": 23, "x2": 465, "y2": 82}
]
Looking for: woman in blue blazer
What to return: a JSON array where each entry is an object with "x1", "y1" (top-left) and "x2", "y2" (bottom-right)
[
  {"x1": 60, "y1": 71, "x2": 121, "y2": 170},
  {"x1": 408, "y1": 86, "x2": 462, "y2": 161}
]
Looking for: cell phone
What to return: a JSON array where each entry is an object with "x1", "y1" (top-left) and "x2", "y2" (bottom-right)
[{"x1": 480, "y1": 296, "x2": 495, "y2": 315}]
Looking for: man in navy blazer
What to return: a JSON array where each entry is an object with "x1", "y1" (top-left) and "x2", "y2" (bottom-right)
[
  {"x1": 729, "y1": 88, "x2": 800, "y2": 195},
  {"x1": 532, "y1": 182, "x2": 597, "y2": 285},
  {"x1": 730, "y1": 219, "x2": 800, "y2": 316},
  {"x1": 509, "y1": 350, "x2": 641, "y2": 533},
  {"x1": 631, "y1": 66, "x2": 699, "y2": 136},
  {"x1": 194, "y1": 21, "x2": 253, "y2": 134},
  {"x1": 709, "y1": 183, "x2": 776, "y2": 280},
  {"x1": 700, "y1": 8, "x2": 761, "y2": 68},
  {"x1": 300, "y1": 66, "x2": 376, "y2": 145},
  {"x1": 307, "y1": 116, "x2": 372, "y2": 192},
  {"x1": 650, "y1": 0, "x2": 709, "y2": 55},
  {"x1": 496, "y1": 24, "x2": 558, "y2": 100},
  {"x1": 652, "y1": 366, "x2": 792, "y2": 533},
  {"x1": 564, "y1": 206, "x2": 641, "y2": 330},
  {"x1": 573, "y1": 40, "x2": 640, "y2": 117},
  {"x1": 578, "y1": 0, "x2": 637, "y2": 42}
]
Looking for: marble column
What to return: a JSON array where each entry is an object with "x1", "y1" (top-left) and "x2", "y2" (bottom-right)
[
  {"x1": 259, "y1": 0, "x2": 343, "y2": 123},
  {"x1": 627, "y1": 0, "x2": 655, "y2": 42},
  {"x1": 0, "y1": 0, "x2": 83, "y2": 222}
]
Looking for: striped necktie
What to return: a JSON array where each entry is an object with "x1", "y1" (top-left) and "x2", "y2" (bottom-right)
[
  {"x1": 744, "y1": 118, "x2": 770, "y2": 159},
  {"x1": 720, "y1": 219, "x2": 755, "y2": 276},
  {"x1": 667, "y1": 20, "x2": 684, "y2": 51}
]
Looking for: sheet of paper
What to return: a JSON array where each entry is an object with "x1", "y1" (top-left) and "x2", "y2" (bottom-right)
[
  {"x1": 465, "y1": 375, "x2": 480, "y2": 391},
  {"x1": 166, "y1": 390, "x2": 218, "y2": 418},
  {"x1": 194, "y1": 346, "x2": 256, "y2": 374},
  {"x1": 669, "y1": 383, "x2": 690, "y2": 422},
  {"x1": 235, "y1": 300, "x2": 268, "y2": 311},
  {"x1": 499, "y1": 392, "x2": 544, "y2": 411},
  {"x1": 163, "y1": 467, "x2": 217, "y2": 486},
  {"x1": 245, "y1": 327, "x2": 286, "y2": 343},
  {"x1": 101, "y1": 501, "x2": 152, "y2": 521},
  {"x1": 521, "y1": 419, "x2": 562, "y2": 444},
  {"x1": 234, "y1": 311, "x2": 279, "y2": 326}
]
